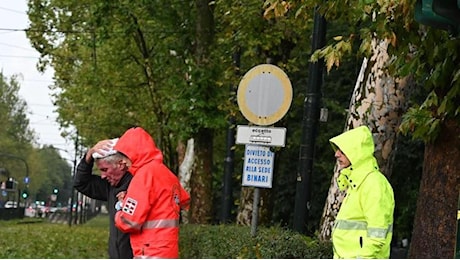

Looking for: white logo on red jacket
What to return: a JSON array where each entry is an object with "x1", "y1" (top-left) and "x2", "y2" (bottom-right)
[{"x1": 122, "y1": 197, "x2": 137, "y2": 215}]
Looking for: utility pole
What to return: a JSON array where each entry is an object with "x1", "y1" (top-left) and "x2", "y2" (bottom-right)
[{"x1": 293, "y1": 6, "x2": 327, "y2": 233}]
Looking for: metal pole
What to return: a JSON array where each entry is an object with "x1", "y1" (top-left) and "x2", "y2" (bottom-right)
[
  {"x1": 69, "y1": 133, "x2": 79, "y2": 226},
  {"x1": 221, "y1": 48, "x2": 241, "y2": 223},
  {"x1": 293, "y1": 6, "x2": 327, "y2": 233},
  {"x1": 251, "y1": 187, "x2": 260, "y2": 237}
]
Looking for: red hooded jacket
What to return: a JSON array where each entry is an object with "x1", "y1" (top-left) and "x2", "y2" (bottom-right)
[{"x1": 114, "y1": 127, "x2": 190, "y2": 258}]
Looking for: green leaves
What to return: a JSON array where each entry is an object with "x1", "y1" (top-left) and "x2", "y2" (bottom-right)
[
  {"x1": 311, "y1": 36, "x2": 353, "y2": 73},
  {"x1": 179, "y1": 223, "x2": 333, "y2": 258},
  {"x1": 399, "y1": 103, "x2": 441, "y2": 143},
  {"x1": 0, "y1": 217, "x2": 109, "y2": 258},
  {"x1": 287, "y1": 0, "x2": 460, "y2": 142}
]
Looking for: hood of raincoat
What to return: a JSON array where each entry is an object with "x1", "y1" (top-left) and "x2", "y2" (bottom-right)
[
  {"x1": 329, "y1": 126, "x2": 380, "y2": 191},
  {"x1": 114, "y1": 127, "x2": 163, "y2": 176},
  {"x1": 329, "y1": 125, "x2": 376, "y2": 170}
]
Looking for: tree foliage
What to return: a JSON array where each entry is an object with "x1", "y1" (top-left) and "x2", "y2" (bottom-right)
[
  {"x1": 0, "y1": 73, "x2": 36, "y2": 195},
  {"x1": 26, "y1": 0, "x2": 316, "y2": 224},
  {"x1": 263, "y1": 0, "x2": 460, "y2": 141},
  {"x1": 0, "y1": 72, "x2": 71, "y2": 205},
  {"x1": 24, "y1": 0, "x2": 438, "y2": 255}
]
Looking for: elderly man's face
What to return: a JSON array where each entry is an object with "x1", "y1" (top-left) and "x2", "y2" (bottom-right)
[{"x1": 96, "y1": 159, "x2": 127, "y2": 187}]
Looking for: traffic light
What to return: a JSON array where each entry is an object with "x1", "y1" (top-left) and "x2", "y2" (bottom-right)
[
  {"x1": 415, "y1": 0, "x2": 460, "y2": 35},
  {"x1": 5, "y1": 180, "x2": 16, "y2": 189},
  {"x1": 53, "y1": 188, "x2": 58, "y2": 194},
  {"x1": 22, "y1": 190, "x2": 29, "y2": 199}
]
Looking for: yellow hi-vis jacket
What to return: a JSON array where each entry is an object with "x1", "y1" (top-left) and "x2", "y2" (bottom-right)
[{"x1": 329, "y1": 126, "x2": 395, "y2": 259}]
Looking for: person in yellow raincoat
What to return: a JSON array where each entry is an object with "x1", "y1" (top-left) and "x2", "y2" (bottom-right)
[{"x1": 330, "y1": 125, "x2": 395, "y2": 259}]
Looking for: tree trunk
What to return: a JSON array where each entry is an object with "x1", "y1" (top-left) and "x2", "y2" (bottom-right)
[
  {"x1": 188, "y1": 0, "x2": 214, "y2": 224},
  {"x1": 178, "y1": 138, "x2": 194, "y2": 224},
  {"x1": 236, "y1": 187, "x2": 253, "y2": 225},
  {"x1": 236, "y1": 187, "x2": 271, "y2": 226},
  {"x1": 190, "y1": 129, "x2": 213, "y2": 224},
  {"x1": 319, "y1": 38, "x2": 411, "y2": 241},
  {"x1": 195, "y1": 0, "x2": 214, "y2": 59},
  {"x1": 408, "y1": 119, "x2": 460, "y2": 258}
]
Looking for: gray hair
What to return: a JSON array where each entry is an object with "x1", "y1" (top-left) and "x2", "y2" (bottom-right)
[{"x1": 96, "y1": 152, "x2": 128, "y2": 164}]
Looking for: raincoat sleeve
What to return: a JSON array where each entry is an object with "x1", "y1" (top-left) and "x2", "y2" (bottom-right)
[
  {"x1": 115, "y1": 169, "x2": 153, "y2": 233},
  {"x1": 359, "y1": 174, "x2": 394, "y2": 258}
]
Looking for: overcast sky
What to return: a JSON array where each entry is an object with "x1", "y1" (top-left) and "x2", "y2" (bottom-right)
[{"x1": 0, "y1": 1, "x2": 75, "y2": 164}]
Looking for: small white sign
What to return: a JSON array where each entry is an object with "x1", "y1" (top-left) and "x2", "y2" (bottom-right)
[
  {"x1": 236, "y1": 125, "x2": 286, "y2": 147},
  {"x1": 242, "y1": 145, "x2": 274, "y2": 188}
]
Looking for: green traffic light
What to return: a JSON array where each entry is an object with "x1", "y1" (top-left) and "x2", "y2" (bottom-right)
[{"x1": 22, "y1": 191, "x2": 28, "y2": 199}]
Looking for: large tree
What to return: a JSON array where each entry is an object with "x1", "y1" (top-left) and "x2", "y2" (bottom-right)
[
  {"x1": 26, "y1": 0, "x2": 188, "y2": 153},
  {"x1": 26, "y1": 0, "x2": 230, "y2": 223},
  {"x1": 26, "y1": 0, "x2": 317, "y2": 226},
  {"x1": 186, "y1": 0, "x2": 215, "y2": 224}
]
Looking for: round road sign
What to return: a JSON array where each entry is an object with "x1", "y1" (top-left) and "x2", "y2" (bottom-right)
[{"x1": 237, "y1": 64, "x2": 292, "y2": 125}]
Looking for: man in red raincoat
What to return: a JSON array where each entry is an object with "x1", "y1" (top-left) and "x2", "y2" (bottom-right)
[{"x1": 113, "y1": 126, "x2": 190, "y2": 258}]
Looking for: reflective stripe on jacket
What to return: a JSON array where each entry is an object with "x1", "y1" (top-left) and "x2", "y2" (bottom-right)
[
  {"x1": 114, "y1": 127, "x2": 190, "y2": 259},
  {"x1": 330, "y1": 126, "x2": 395, "y2": 259}
]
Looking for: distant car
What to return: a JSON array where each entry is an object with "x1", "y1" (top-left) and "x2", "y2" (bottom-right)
[
  {"x1": 37, "y1": 205, "x2": 50, "y2": 217},
  {"x1": 24, "y1": 206, "x2": 36, "y2": 217},
  {"x1": 4, "y1": 201, "x2": 18, "y2": 208}
]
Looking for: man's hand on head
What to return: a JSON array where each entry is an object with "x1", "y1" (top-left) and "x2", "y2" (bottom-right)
[{"x1": 85, "y1": 139, "x2": 117, "y2": 163}]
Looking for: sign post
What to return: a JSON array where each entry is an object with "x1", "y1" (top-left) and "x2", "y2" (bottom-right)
[{"x1": 236, "y1": 64, "x2": 292, "y2": 236}]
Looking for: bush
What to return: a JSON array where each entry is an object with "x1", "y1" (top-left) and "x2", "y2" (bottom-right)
[
  {"x1": 0, "y1": 216, "x2": 109, "y2": 258},
  {"x1": 179, "y1": 224, "x2": 332, "y2": 258},
  {"x1": 0, "y1": 215, "x2": 332, "y2": 258}
]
